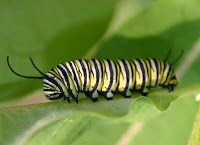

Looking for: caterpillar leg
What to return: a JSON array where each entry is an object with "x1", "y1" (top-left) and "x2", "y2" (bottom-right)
[
  {"x1": 121, "y1": 89, "x2": 132, "y2": 98},
  {"x1": 73, "y1": 97, "x2": 78, "y2": 104},
  {"x1": 167, "y1": 85, "x2": 174, "y2": 92},
  {"x1": 91, "y1": 98, "x2": 98, "y2": 102},
  {"x1": 101, "y1": 91, "x2": 114, "y2": 100},
  {"x1": 85, "y1": 92, "x2": 99, "y2": 102},
  {"x1": 106, "y1": 97, "x2": 113, "y2": 100},
  {"x1": 141, "y1": 88, "x2": 149, "y2": 96},
  {"x1": 63, "y1": 96, "x2": 70, "y2": 103}
]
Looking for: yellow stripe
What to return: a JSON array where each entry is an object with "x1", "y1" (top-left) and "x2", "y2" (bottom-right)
[
  {"x1": 101, "y1": 60, "x2": 109, "y2": 92},
  {"x1": 98, "y1": 60, "x2": 105, "y2": 91},
  {"x1": 158, "y1": 60, "x2": 165, "y2": 84},
  {"x1": 73, "y1": 61, "x2": 83, "y2": 89},
  {"x1": 143, "y1": 59, "x2": 151, "y2": 87},
  {"x1": 89, "y1": 60, "x2": 95, "y2": 91},
  {"x1": 133, "y1": 60, "x2": 142, "y2": 90},
  {"x1": 129, "y1": 60, "x2": 136, "y2": 90},
  {"x1": 49, "y1": 68, "x2": 61, "y2": 80},
  {"x1": 112, "y1": 60, "x2": 120, "y2": 91},
  {"x1": 85, "y1": 59, "x2": 91, "y2": 91}
]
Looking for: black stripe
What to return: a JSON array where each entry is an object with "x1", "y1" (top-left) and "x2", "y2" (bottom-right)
[
  {"x1": 128, "y1": 60, "x2": 133, "y2": 85},
  {"x1": 69, "y1": 62, "x2": 80, "y2": 91},
  {"x1": 136, "y1": 59, "x2": 146, "y2": 90},
  {"x1": 44, "y1": 76, "x2": 64, "y2": 94},
  {"x1": 128, "y1": 60, "x2": 134, "y2": 90},
  {"x1": 122, "y1": 59, "x2": 129, "y2": 93},
  {"x1": 162, "y1": 65, "x2": 172, "y2": 85},
  {"x1": 161, "y1": 61, "x2": 167, "y2": 84},
  {"x1": 141, "y1": 59, "x2": 149, "y2": 87},
  {"x1": 146, "y1": 59, "x2": 152, "y2": 87},
  {"x1": 171, "y1": 75, "x2": 176, "y2": 80},
  {"x1": 43, "y1": 88, "x2": 55, "y2": 92},
  {"x1": 158, "y1": 60, "x2": 163, "y2": 84},
  {"x1": 130, "y1": 60, "x2": 137, "y2": 90},
  {"x1": 99, "y1": 60, "x2": 104, "y2": 79},
  {"x1": 78, "y1": 59, "x2": 87, "y2": 91},
  {"x1": 84, "y1": 59, "x2": 91, "y2": 90},
  {"x1": 91, "y1": 59, "x2": 99, "y2": 94},
  {"x1": 47, "y1": 93, "x2": 63, "y2": 100},
  {"x1": 57, "y1": 65, "x2": 75, "y2": 97},
  {"x1": 153, "y1": 58, "x2": 159, "y2": 86},
  {"x1": 106, "y1": 59, "x2": 113, "y2": 92},
  {"x1": 115, "y1": 61, "x2": 120, "y2": 90},
  {"x1": 113, "y1": 61, "x2": 118, "y2": 81},
  {"x1": 44, "y1": 81, "x2": 55, "y2": 89}
]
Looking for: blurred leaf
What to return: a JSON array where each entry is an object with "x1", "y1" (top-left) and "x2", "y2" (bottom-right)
[
  {"x1": 0, "y1": 0, "x2": 117, "y2": 102},
  {"x1": 187, "y1": 105, "x2": 200, "y2": 145}
]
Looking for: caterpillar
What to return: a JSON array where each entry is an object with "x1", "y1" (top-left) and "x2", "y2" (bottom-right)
[{"x1": 7, "y1": 50, "x2": 183, "y2": 104}]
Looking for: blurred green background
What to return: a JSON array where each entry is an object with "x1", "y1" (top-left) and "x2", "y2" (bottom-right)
[{"x1": 1, "y1": 0, "x2": 200, "y2": 145}]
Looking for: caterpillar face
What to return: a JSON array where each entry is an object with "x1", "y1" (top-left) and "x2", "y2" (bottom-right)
[{"x1": 43, "y1": 71, "x2": 68, "y2": 100}]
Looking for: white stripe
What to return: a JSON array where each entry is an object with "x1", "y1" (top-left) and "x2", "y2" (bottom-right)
[
  {"x1": 46, "y1": 72, "x2": 54, "y2": 78},
  {"x1": 102, "y1": 60, "x2": 114, "y2": 97},
  {"x1": 82, "y1": 59, "x2": 90, "y2": 91},
  {"x1": 161, "y1": 64, "x2": 170, "y2": 84},
  {"x1": 156, "y1": 59, "x2": 161, "y2": 85},
  {"x1": 103, "y1": 59, "x2": 110, "y2": 83},
  {"x1": 96, "y1": 59, "x2": 102, "y2": 88},
  {"x1": 75, "y1": 60, "x2": 84, "y2": 91},
  {"x1": 140, "y1": 59, "x2": 148, "y2": 85},
  {"x1": 65, "y1": 62, "x2": 79, "y2": 91},
  {"x1": 43, "y1": 91, "x2": 57, "y2": 94},
  {"x1": 133, "y1": 59, "x2": 143, "y2": 88},
  {"x1": 43, "y1": 79, "x2": 57, "y2": 89},
  {"x1": 59, "y1": 64, "x2": 78, "y2": 96},
  {"x1": 89, "y1": 59, "x2": 96, "y2": 89},
  {"x1": 54, "y1": 77, "x2": 68, "y2": 97},
  {"x1": 110, "y1": 60, "x2": 117, "y2": 90},
  {"x1": 117, "y1": 60, "x2": 126, "y2": 91},
  {"x1": 71, "y1": 61, "x2": 81, "y2": 90},
  {"x1": 125, "y1": 60, "x2": 132, "y2": 96},
  {"x1": 149, "y1": 58, "x2": 157, "y2": 86}
]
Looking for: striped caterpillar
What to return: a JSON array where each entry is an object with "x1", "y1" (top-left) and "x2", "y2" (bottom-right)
[{"x1": 7, "y1": 50, "x2": 183, "y2": 104}]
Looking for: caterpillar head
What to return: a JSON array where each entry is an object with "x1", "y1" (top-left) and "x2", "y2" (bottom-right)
[
  {"x1": 43, "y1": 71, "x2": 69, "y2": 101},
  {"x1": 161, "y1": 66, "x2": 178, "y2": 90},
  {"x1": 7, "y1": 56, "x2": 70, "y2": 102},
  {"x1": 162, "y1": 49, "x2": 183, "y2": 90}
]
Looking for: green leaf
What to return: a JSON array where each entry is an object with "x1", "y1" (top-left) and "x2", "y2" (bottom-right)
[{"x1": 1, "y1": 84, "x2": 200, "y2": 145}]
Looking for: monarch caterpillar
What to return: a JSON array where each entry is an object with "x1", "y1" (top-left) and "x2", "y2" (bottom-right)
[{"x1": 7, "y1": 50, "x2": 183, "y2": 104}]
